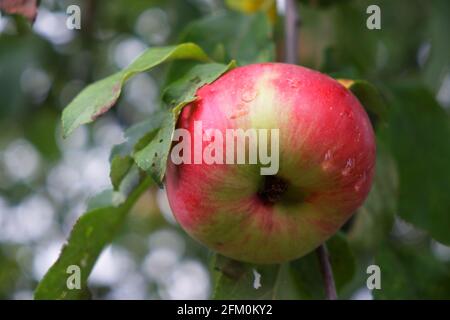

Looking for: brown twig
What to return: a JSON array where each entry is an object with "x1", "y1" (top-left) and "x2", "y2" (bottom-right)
[
  {"x1": 316, "y1": 244, "x2": 337, "y2": 300},
  {"x1": 284, "y1": 0, "x2": 300, "y2": 64}
]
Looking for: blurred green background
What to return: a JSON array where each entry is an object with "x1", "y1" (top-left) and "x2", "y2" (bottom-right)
[{"x1": 0, "y1": 0, "x2": 449, "y2": 299}]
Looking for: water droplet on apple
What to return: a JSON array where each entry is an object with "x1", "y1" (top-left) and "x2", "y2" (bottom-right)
[
  {"x1": 321, "y1": 150, "x2": 333, "y2": 171},
  {"x1": 241, "y1": 89, "x2": 258, "y2": 102},
  {"x1": 341, "y1": 158, "x2": 355, "y2": 176},
  {"x1": 287, "y1": 78, "x2": 299, "y2": 88},
  {"x1": 354, "y1": 172, "x2": 367, "y2": 192},
  {"x1": 324, "y1": 150, "x2": 332, "y2": 161},
  {"x1": 339, "y1": 109, "x2": 352, "y2": 119}
]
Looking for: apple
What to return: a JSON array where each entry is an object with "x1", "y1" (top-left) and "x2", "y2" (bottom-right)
[{"x1": 165, "y1": 63, "x2": 376, "y2": 264}]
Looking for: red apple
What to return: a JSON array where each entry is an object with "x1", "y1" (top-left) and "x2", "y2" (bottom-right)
[{"x1": 165, "y1": 63, "x2": 376, "y2": 264}]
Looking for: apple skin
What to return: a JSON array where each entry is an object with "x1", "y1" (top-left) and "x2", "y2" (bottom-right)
[{"x1": 165, "y1": 63, "x2": 376, "y2": 264}]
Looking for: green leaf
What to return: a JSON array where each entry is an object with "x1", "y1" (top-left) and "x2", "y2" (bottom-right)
[
  {"x1": 0, "y1": 248, "x2": 21, "y2": 299},
  {"x1": 176, "y1": 11, "x2": 274, "y2": 65},
  {"x1": 110, "y1": 111, "x2": 167, "y2": 159},
  {"x1": 109, "y1": 114, "x2": 167, "y2": 191},
  {"x1": 110, "y1": 155, "x2": 134, "y2": 191},
  {"x1": 212, "y1": 255, "x2": 283, "y2": 300},
  {"x1": 385, "y1": 84, "x2": 450, "y2": 245},
  {"x1": 423, "y1": 0, "x2": 450, "y2": 92},
  {"x1": 212, "y1": 233, "x2": 355, "y2": 299},
  {"x1": 25, "y1": 110, "x2": 60, "y2": 160},
  {"x1": 61, "y1": 43, "x2": 210, "y2": 138},
  {"x1": 337, "y1": 79, "x2": 388, "y2": 129},
  {"x1": 133, "y1": 113, "x2": 174, "y2": 188},
  {"x1": 288, "y1": 233, "x2": 355, "y2": 299},
  {"x1": 374, "y1": 242, "x2": 450, "y2": 299},
  {"x1": 327, "y1": 233, "x2": 356, "y2": 291},
  {"x1": 34, "y1": 176, "x2": 152, "y2": 300},
  {"x1": 86, "y1": 189, "x2": 115, "y2": 211},
  {"x1": 134, "y1": 61, "x2": 235, "y2": 186},
  {"x1": 349, "y1": 141, "x2": 398, "y2": 251},
  {"x1": 162, "y1": 61, "x2": 237, "y2": 107},
  {"x1": 285, "y1": 251, "x2": 324, "y2": 299},
  {"x1": 331, "y1": 3, "x2": 379, "y2": 75}
]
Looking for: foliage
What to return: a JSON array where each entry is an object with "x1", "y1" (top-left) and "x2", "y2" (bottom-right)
[
  {"x1": 212, "y1": 233, "x2": 354, "y2": 299},
  {"x1": 0, "y1": 0, "x2": 449, "y2": 300}
]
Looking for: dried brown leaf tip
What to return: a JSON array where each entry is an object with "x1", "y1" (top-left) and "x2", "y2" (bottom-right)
[{"x1": 0, "y1": 0, "x2": 38, "y2": 23}]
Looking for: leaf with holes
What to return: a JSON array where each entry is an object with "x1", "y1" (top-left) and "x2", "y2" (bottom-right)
[
  {"x1": 109, "y1": 112, "x2": 168, "y2": 190},
  {"x1": 134, "y1": 61, "x2": 235, "y2": 186}
]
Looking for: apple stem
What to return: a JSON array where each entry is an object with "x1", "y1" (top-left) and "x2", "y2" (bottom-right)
[
  {"x1": 284, "y1": 0, "x2": 301, "y2": 64},
  {"x1": 316, "y1": 244, "x2": 338, "y2": 300}
]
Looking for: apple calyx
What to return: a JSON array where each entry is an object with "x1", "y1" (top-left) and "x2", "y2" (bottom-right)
[{"x1": 257, "y1": 175, "x2": 289, "y2": 205}]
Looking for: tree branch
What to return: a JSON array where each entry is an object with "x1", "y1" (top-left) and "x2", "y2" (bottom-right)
[
  {"x1": 284, "y1": 0, "x2": 300, "y2": 64},
  {"x1": 283, "y1": 0, "x2": 337, "y2": 300}
]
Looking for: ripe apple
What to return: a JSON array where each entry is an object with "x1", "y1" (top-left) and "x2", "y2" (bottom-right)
[{"x1": 165, "y1": 63, "x2": 376, "y2": 264}]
